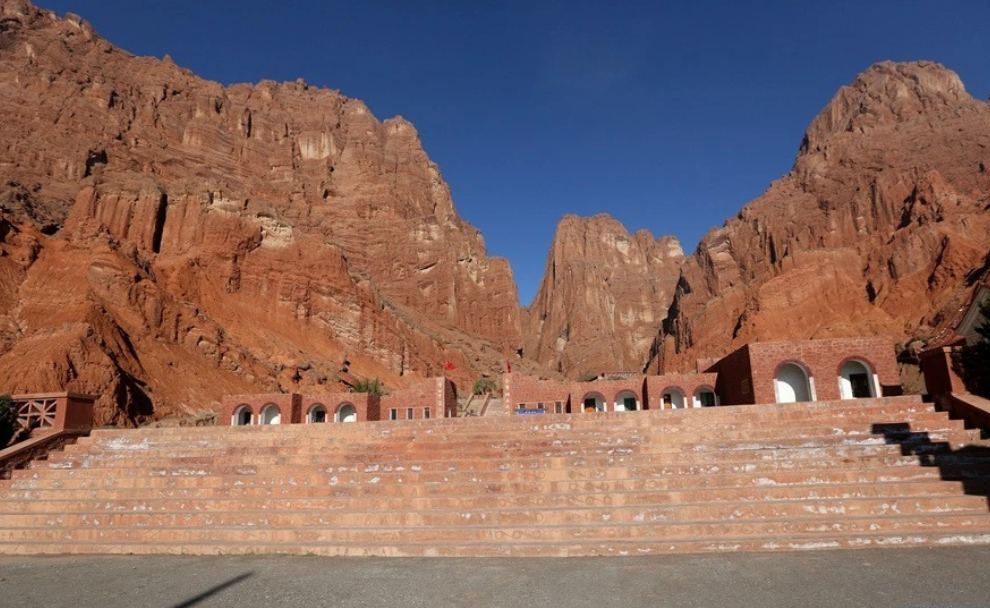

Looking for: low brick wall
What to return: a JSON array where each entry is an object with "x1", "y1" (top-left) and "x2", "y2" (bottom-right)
[{"x1": 936, "y1": 392, "x2": 990, "y2": 436}]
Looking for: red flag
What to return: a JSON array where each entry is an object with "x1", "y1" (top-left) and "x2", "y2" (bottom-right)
[
  {"x1": 443, "y1": 361, "x2": 455, "y2": 371},
  {"x1": 506, "y1": 360, "x2": 512, "y2": 373}
]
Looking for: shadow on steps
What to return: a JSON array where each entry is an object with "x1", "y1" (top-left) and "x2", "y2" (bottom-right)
[{"x1": 872, "y1": 422, "x2": 990, "y2": 512}]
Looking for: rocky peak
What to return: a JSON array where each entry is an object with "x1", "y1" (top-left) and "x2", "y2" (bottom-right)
[
  {"x1": 0, "y1": 0, "x2": 523, "y2": 423},
  {"x1": 801, "y1": 61, "x2": 975, "y2": 155},
  {"x1": 654, "y1": 61, "x2": 990, "y2": 374},
  {"x1": 523, "y1": 213, "x2": 684, "y2": 378}
]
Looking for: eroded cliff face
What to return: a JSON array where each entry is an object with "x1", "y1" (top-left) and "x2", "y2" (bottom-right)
[
  {"x1": 524, "y1": 214, "x2": 684, "y2": 379},
  {"x1": 0, "y1": 0, "x2": 525, "y2": 423},
  {"x1": 653, "y1": 61, "x2": 990, "y2": 372}
]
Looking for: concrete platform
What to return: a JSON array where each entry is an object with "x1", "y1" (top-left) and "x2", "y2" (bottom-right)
[{"x1": 1, "y1": 547, "x2": 989, "y2": 608}]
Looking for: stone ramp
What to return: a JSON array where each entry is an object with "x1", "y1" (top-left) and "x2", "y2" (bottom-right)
[{"x1": 2, "y1": 396, "x2": 990, "y2": 556}]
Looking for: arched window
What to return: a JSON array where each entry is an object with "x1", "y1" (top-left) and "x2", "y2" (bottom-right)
[
  {"x1": 694, "y1": 387, "x2": 717, "y2": 407},
  {"x1": 581, "y1": 392, "x2": 606, "y2": 413},
  {"x1": 662, "y1": 388, "x2": 686, "y2": 409},
  {"x1": 775, "y1": 363, "x2": 812, "y2": 403},
  {"x1": 260, "y1": 403, "x2": 281, "y2": 425},
  {"x1": 232, "y1": 405, "x2": 252, "y2": 426},
  {"x1": 308, "y1": 404, "x2": 327, "y2": 423},
  {"x1": 614, "y1": 390, "x2": 639, "y2": 412},
  {"x1": 336, "y1": 403, "x2": 357, "y2": 423},
  {"x1": 838, "y1": 359, "x2": 876, "y2": 399}
]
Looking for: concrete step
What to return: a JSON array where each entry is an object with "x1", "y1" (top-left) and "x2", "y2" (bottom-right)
[
  {"x1": 65, "y1": 422, "x2": 969, "y2": 460},
  {"x1": 62, "y1": 417, "x2": 975, "y2": 454},
  {"x1": 9, "y1": 459, "x2": 990, "y2": 496},
  {"x1": 3, "y1": 395, "x2": 988, "y2": 558},
  {"x1": 3, "y1": 529, "x2": 990, "y2": 557},
  {"x1": 1, "y1": 479, "x2": 985, "y2": 512},
  {"x1": 3, "y1": 494, "x2": 988, "y2": 530},
  {"x1": 1, "y1": 513, "x2": 989, "y2": 547},
  {"x1": 42, "y1": 432, "x2": 984, "y2": 472},
  {"x1": 21, "y1": 446, "x2": 990, "y2": 483}
]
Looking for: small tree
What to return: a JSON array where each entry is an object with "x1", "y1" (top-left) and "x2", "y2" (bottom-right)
[
  {"x1": 957, "y1": 300, "x2": 990, "y2": 398},
  {"x1": 472, "y1": 378, "x2": 498, "y2": 396},
  {"x1": 352, "y1": 378, "x2": 385, "y2": 397},
  {"x1": 0, "y1": 394, "x2": 15, "y2": 448}
]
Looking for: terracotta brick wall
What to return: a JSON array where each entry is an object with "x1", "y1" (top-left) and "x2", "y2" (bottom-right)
[
  {"x1": 920, "y1": 346, "x2": 966, "y2": 395},
  {"x1": 504, "y1": 374, "x2": 575, "y2": 413},
  {"x1": 644, "y1": 373, "x2": 719, "y2": 409},
  {"x1": 222, "y1": 377, "x2": 456, "y2": 425},
  {"x1": 221, "y1": 394, "x2": 301, "y2": 425},
  {"x1": 300, "y1": 393, "x2": 378, "y2": 423},
  {"x1": 570, "y1": 379, "x2": 644, "y2": 412},
  {"x1": 380, "y1": 377, "x2": 449, "y2": 420},
  {"x1": 441, "y1": 378, "x2": 458, "y2": 418},
  {"x1": 507, "y1": 374, "x2": 718, "y2": 413},
  {"x1": 710, "y1": 338, "x2": 900, "y2": 405},
  {"x1": 746, "y1": 337, "x2": 899, "y2": 403},
  {"x1": 706, "y1": 345, "x2": 755, "y2": 406}
]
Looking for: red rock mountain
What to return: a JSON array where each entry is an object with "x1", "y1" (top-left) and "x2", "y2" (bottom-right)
[
  {"x1": 651, "y1": 61, "x2": 990, "y2": 373},
  {"x1": 2, "y1": 2, "x2": 988, "y2": 423},
  {"x1": 523, "y1": 214, "x2": 683, "y2": 379},
  {"x1": 0, "y1": 0, "x2": 528, "y2": 423}
]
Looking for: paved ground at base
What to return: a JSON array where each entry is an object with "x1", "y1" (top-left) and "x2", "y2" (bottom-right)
[{"x1": 2, "y1": 547, "x2": 990, "y2": 608}]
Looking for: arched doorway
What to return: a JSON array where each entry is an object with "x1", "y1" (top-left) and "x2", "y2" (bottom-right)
[
  {"x1": 694, "y1": 387, "x2": 717, "y2": 407},
  {"x1": 614, "y1": 390, "x2": 639, "y2": 412},
  {"x1": 582, "y1": 393, "x2": 606, "y2": 413},
  {"x1": 260, "y1": 403, "x2": 281, "y2": 425},
  {"x1": 839, "y1": 360, "x2": 875, "y2": 399},
  {"x1": 308, "y1": 404, "x2": 327, "y2": 423},
  {"x1": 232, "y1": 405, "x2": 252, "y2": 426},
  {"x1": 776, "y1": 363, "x2": 812, "y2": 403},
  {"x1": 662, "y1": 388, "x2": 686, "y2": 409},
  {"x1": 336, "y1": 403, "x2": 357, "y2": 423}
]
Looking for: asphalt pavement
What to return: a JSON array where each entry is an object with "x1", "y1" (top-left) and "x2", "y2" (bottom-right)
[{"x1": 2, "y1": 547, "x2": 990, "y2": 608}]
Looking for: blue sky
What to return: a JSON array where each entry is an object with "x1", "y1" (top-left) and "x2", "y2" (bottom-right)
[{"x1": 41, "y1": 1, "x2": 990, "y2": 305}]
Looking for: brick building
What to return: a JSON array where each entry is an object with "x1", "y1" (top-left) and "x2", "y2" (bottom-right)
[
  {"x1": 503, "y1": 371, "x2": 719, "y2": 414},
  {"x1": 223, "y1": 337, "x2": 901, "y2": 424},
  {"x1": 705, "y1": 337, "x2": 901, "y2": 406},
  {"x1": 507, "y1": 337, "x2": 900, "y2": 414},
  {"x1": 221, "y1": 377, "x2": 456, "y2": 426}
]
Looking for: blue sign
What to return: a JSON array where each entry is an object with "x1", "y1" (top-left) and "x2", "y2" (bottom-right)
[{"x1": 517, "y1": 408, "x2": 546, "y2": 415}]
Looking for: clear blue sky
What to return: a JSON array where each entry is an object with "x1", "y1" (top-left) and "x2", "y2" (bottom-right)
[{"x1": 41, "y1": 1, "x2": 990, "y2": 305}]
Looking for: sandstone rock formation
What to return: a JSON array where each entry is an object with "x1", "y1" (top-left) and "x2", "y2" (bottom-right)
[
  {"x1": 0, "y1": 0, "x2": 526, "y2": 423},
  {"x1": 523, "y1": 214, "x2": 683, "y2": 379},
  {"x1": 2, "y1": 1, "x2": 988, "y2": 423},
  {"x1": 651, "y1": 61, "x2": 990, "y2": 372}
]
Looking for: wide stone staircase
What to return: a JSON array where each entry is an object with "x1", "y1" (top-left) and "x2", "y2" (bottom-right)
[{"x1": 1, "y1": 395, "x2": 989, "y2": 556}]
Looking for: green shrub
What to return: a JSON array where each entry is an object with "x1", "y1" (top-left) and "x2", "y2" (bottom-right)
[
  {"x1": 352, "y1": 378, "x2": 385, "y2": 397},
  {"x1": 472, "y1": 378, "x2": 498, "y2": 396}
]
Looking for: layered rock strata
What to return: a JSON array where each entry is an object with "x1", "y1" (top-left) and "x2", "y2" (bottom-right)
[
  {"x1": 0, "y1": 0, "x2": 524, "y2": 423},
  {"x1": 652, "y1": 61, "x2": 990, "y2": 372},
  {"x1": 524, "y1": 214, "x2": 684, "y2": 379}
]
